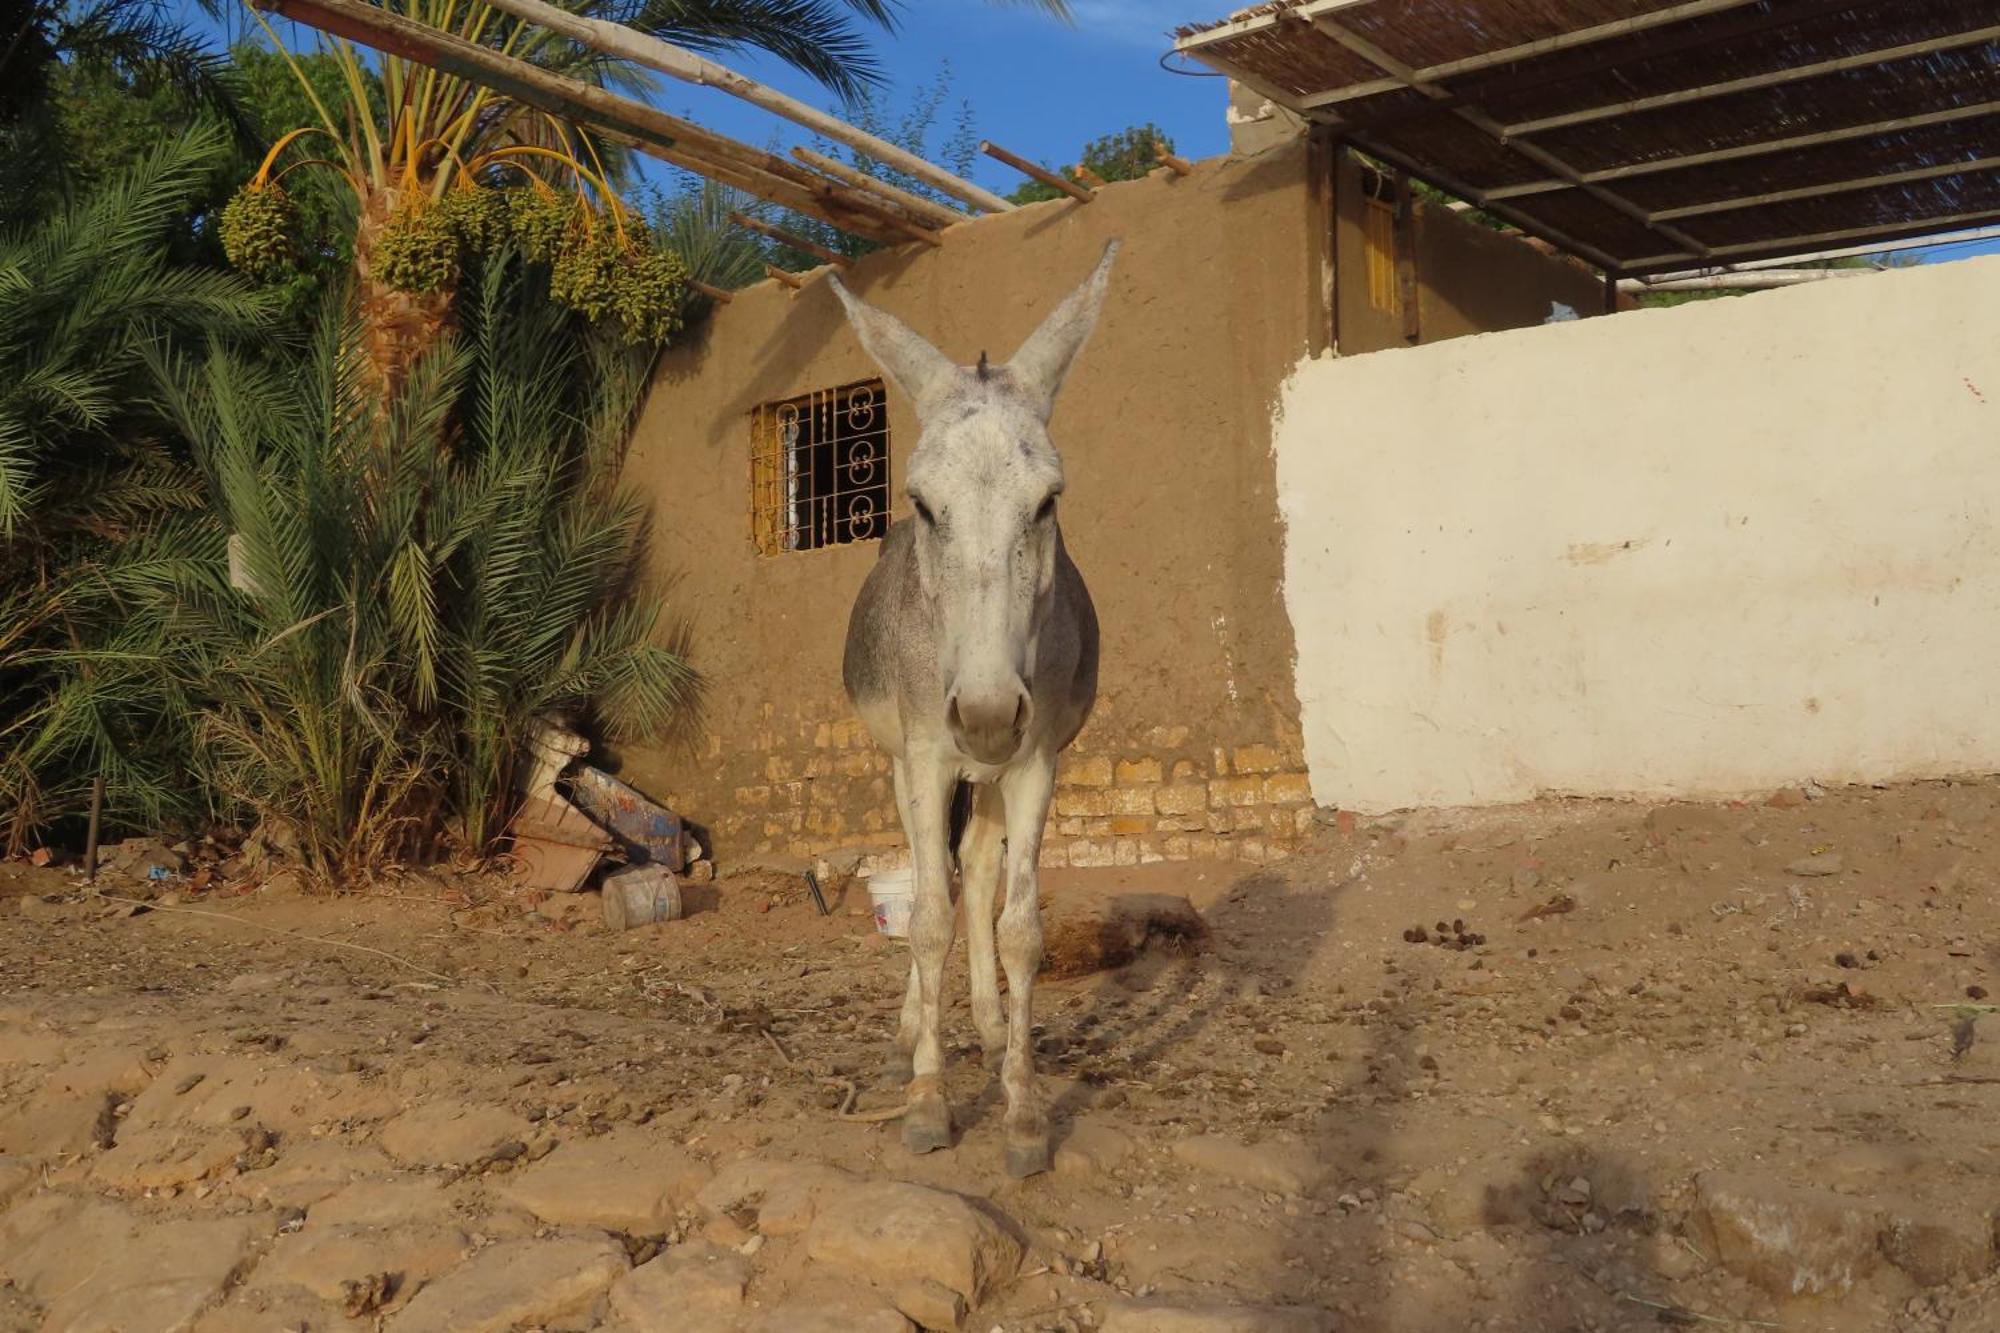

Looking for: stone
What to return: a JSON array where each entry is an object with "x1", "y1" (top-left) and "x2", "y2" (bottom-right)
[
  {"x1": 1053, "y1": 1120, "x2": 1136, "y2": 1178},
  {"x1": 307, "y1": 1176, "x2": 456, "y2": 1229},
  {"x1": 390, "y1": 1234, "x2": 627, "y2": 1333},
  {"x1": 1100, "y1": 1299, "x2": 1336, "y2": 1332},
  {"x1": 500, "y1": 1130, "x2": 710, "y2": 1235},
  {"x1": 742, "y1": 1284, "x2": 913, "y2": 1333},
  {"x1": 1042, "y1": 893, "x2": 1206, "y2": 979},
  {"x1": 378, "y1": 1100, "x2": 531, "y2": 1168},
  {"x1": 696, "y1": 1157, "x2": 858, "y2": 1236},
  {"x1": 1879, "y1": 1207, "x2": 1996, "y2": 1287},
  {"x1": 892, "y1": 1276, "x2": 966, "y2": 1330},
  {"x1": 1785, "y1": 853, "x2": 1843, "y2": 876},
  {"x1": 1170, "y1": 1134, "x2": 1326, "y2": 1197},
  {"x1": 253, "y1": 1222, "x2": 469, "y2": 1306},
  {"x1": 90, "y1": 1127, "x2": 242, "y2": 1192},
  {"x1": 1694, "y1": 1171, "x2": 1881, "y2": 1297},
  {"x1": 0, "y1": 1191, "x2": 266, "y2": 1332},
  {"x1": 805, "y1": 1181, "x2": 1023, "y2": 1305},
  {"x1": 608, "y1": 1241, "x2": 749, "y2": 1333}
]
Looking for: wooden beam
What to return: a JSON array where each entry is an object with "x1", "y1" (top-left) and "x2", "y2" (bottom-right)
[
  {"x1": 254, "y1": 0, "x2": 907, "y2": 245},
  {"x1": 1175, "y1": 0, "x2": 1377, "y2": 52},
  {"x1": 1072, "y1": 164, "x2": 1107, "y2": 190},
  {"x1": 1649, "y1": 155, "x2": 2000, "y2": 222},
  {"x1": 1306, "y1": 12, "x2": 1713, "y2": 260},
  {"x1": 476, "y1": 0, "x2": 1012, "y2": 214},
  {"x1": 1485, "y1": 100, "x2": 2000, "y2": 200},
  {"x1": 764, "y1": 264, "x2": 804, "y2": 290},
  {"x1": 980, "y1": 141, "x2": 1091, "y2": 202},
  {"x1": 790, "y1": 147, "x2": 967, "y2": 231},
  {"x1": 689, "y1": 280, "x2": 733, "y2": 304},
  {"x1": 1620, "y1": 206, "x2": 2000, "y2": 273},
  {"x1": 1502, "y1": 24, "x2": 2000, "y2": 138},
  {"x1": 1287, "y1": 0, "x2": 1764, "y2": 110},
  {"x1": 730, "y1": 211, "x2": 849, "y2": 266},
  {"x1": 1154, "y1": 139, "x2": 1193, "y2": 176},
  {"x1": 1643, "y1": 223, "x2": 2000, "y2": 280},
  {"x1": 1623, "y1": 268, "x2": 1876, "y2": 292}
]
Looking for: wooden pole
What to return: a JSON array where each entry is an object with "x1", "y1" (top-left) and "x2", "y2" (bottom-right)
[
  {"x1": 730, "y1": 211, "x2": 850, "y2": 267},
  {"x1": 790, "y1": 148, "x2": 968, "y2": 231},
  {"x1": 764, "y1": 264, "x2": 805, "y2": 290},
  {"x1": 1153, "y1": 140, "x2": 1193, "y2": 176},
  {"x1": 979, "y1": 141, "x2": 1090, "y2": 202},
  {"x1": 1072, "y1": 164, "x2": 1107, "y2": 190},
  {"x1": 475, "y1": 0, "x2": 1015, "y2": 214},
  {"x1": 83, "y1": 775, "x2": 104, "y2": 882},
  {"x1": 1602, "y1": 271, "x2": 1620, "y2": 314},
  {"x1": 254, "y1": 0, "x2": 907, "y2": 245},
  {"x1": 689, "y1": 280, "x2": 733, "y2": 304}
]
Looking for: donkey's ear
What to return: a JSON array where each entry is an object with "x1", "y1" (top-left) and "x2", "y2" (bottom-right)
[
  {"x1": 1005, "y1": 239, "x2": 1119, "y2": 420},
  {"x1": 826, "y1": 274, "x2": 957, "y2": 415}
]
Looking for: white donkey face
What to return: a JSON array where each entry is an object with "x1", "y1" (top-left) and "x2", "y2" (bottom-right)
[{"x1": 828, "y1": 241, "x2": 1118, "y2": 765}]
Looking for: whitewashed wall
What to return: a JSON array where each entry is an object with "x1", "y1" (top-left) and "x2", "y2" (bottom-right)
[{"x1": 1274, "y1": 256, "x2": 2000, "y2": 812}]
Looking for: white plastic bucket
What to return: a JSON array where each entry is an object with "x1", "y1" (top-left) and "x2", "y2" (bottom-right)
[{"x1": 867, "y1": 866, "x2": 915, "y2": 939}]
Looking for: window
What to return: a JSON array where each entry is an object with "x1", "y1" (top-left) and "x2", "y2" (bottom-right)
[
  {"x1": 751, "y1": 378, "x2": 890, "y2": 556},
  {"x1": 1363, "y1": 195, "x2": 1400, "y2": 315}
]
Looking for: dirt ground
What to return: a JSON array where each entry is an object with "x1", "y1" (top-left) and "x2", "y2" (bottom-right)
[{"x1": 4, "y1": 777, "x2": 1999, "y2": 1332}]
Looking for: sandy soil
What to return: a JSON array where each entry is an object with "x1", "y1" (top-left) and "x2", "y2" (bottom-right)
[{"x1": 3, "y1": 777, "x2": 1998, "y2": 1332}]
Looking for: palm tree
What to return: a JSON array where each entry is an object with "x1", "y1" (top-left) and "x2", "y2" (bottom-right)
[{"x1": 0, "y1": 124, "x2": 275, "y2": 852}]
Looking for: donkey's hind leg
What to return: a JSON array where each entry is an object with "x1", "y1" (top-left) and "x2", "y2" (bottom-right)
[{"x1": 959, "y1": 783, "x2": 1008, "y2": 1061}]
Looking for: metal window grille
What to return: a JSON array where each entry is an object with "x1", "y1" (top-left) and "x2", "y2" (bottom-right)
[{"x1": 750, "y1": 378, "x2": 889, "y2": 556}]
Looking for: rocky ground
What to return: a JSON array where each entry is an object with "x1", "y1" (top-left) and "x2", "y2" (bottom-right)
[{"x1": 3, "y1": 777, "x2": 1999, "y2": 1332}]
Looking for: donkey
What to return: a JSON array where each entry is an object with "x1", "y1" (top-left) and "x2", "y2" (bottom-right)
[{"x1": 827, "y1": 240, "x2": 1117, "y2": 1177}]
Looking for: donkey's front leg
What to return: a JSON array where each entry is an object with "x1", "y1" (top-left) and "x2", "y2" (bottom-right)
[
  {"x1": 996, "y1": 755, "x2": 1056, "y2": 1177},
  {"x1": 902, "y1": 755, "x2": 960, "y2": 1154}
]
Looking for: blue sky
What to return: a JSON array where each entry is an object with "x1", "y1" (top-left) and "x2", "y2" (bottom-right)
[{"x1": 190, "y1": 0, "x2": 1997, "y2": 264}]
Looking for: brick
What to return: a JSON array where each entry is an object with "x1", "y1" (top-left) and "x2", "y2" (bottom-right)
[
  {"x1": 1210, "y1": 777, "x2": 1265, "y2": 809},
  {"x1": 810, "y1": 782, "x2": 839, "y2": 807},
  {"x1": 1057, "y1": 818, "x2": 1084, "y2": 838},
  {"x1": 1110, "y1": 816, "x2": 1151, "y2": 836},
  {"x1": 837, "y1": 752, "x2": 875, "y2": 777},
  {"x1": 1294, "y1": 807, "x2": 1318, "y2": 834},
  {"x1": 1108, "y1": 787, "x2": 1157, "y2": 817},
  {"x1": 1209, "y1": 809, "x2": 1237, "y2": 834},
  {"x1": 765, "y1": 757, "x2": 794, "y2": 782},
  {"x1": 1064, "y1": 756, "x2": 1114, "y2": 788},
  {"x1": 1039, "y1": 844, "x2": 1069, "y2": 869},
  {"x1": 1115, "y1": 758, "x2": 1163, "y2": 785},
  {"x1": 1162, "y1": 835, "x2": 1190, "y2": 860},
  {"x1": 1186, "y1": 835, "x2": 1221, "y2": 860},
  {"x1": 814, "y1": 723, "x2": 832, "y2": 748},
  {"x1": 1056, "y1": 790, "x2": 1110, "y2": 819},
  {"x1": 1233, "y1": 744, "x2": 1289, "y2": 774},
  {"x1": 803, "y1": 755, "x2": 833, "y2": 779},
  {"x1": 1138, "y1": 838, "x2": 1167, "y2": 865},
  {"x1": 863, "y1": 810, "x2": 887, "y2": 832},
  {"x1": 734, "y1": 786, "x2": 771, "y2": 809},
  {"x1": 1155, "y1": 784, "x2": 1206, "y2": 817},
  {"x1": 1212, "y1": 749, "x2": 1230, "y2": 776},
  {"x1": 1263, "y1": 773, "x2": 1313, "y2": 805},
  {"x1": 1085, "y1": 818, "x2": 1112, "y2": 837},
  {"x1": 1241, "y1": 838, "x2": 1271, "y2": 863},
  {"x1": 1170, "y1": 760, "x2": 1200, "y2": 780},
  {"x1": 1113, "y1": 839, "x2": 1139, "y2": 867},
  {"x1": 1068, "y1": 840, "x2": 1114, "y2": 869}
]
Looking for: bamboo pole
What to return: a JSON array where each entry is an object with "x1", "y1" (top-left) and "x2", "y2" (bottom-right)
[
  {"x1": 475, "y1": 0, "x2": 1014, "y2": 215},
  {"x1": 254, "y1": 0, "x2": 907, "y2": 245},
  {"x1": 730, "y1": 211, "x2": 849, "y2": 267},
  {"x1": 979, "y1": 141, "x2": 1090, "y2": 202},
  {"x1": 790, "y1": 147, "x2": 968, "y2": 230}
]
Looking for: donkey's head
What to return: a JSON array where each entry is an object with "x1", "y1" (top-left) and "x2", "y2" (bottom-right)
[{"x1": 828, "y1": 240, "x2": 1118, "y2": 764}]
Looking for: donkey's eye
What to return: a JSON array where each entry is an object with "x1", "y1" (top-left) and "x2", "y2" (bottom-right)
[
  {"x1": 912, "y1": 497, "x2": 937, "y2": 527},
  {"x1": 1034, "y1": 495, "x2": 1057, "y2": 523}
]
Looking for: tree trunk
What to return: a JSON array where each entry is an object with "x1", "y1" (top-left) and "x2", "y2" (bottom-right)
[{"x1": 352, "y1": 185, "x2": 456, "y2": 405}]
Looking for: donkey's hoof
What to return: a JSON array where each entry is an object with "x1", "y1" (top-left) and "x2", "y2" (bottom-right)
[
  {"x1": 1003, "y1": 1137, "x2": 1051, "y2": 1179},
  {"x1": 903, "y1": 1098, "x2": 953, "y2": 1155}
]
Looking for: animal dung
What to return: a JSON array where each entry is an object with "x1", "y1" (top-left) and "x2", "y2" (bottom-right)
[{"x1": 1404, "y1": 921, "x2": 1485, "y2": 950}]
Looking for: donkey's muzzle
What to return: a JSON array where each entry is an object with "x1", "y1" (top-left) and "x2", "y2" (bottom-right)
[{"x1": 946, "y1": 685, "x2": 1030, "y2": 765}]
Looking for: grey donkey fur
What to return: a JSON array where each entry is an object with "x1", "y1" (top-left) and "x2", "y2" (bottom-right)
[{"x1": 827, "y1": 240, "x2": 1116, "y2": 1177}]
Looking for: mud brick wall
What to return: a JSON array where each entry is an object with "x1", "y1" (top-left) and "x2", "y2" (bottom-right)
[{"x1": 667, "y1": 690, "x2": 1315, "y2": 869}]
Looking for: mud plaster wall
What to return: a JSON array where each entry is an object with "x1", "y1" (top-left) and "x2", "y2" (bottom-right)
[
  {"x1": 1275, "y1": 254, "x2": 2000, "y2": 812},
  {"x1": 617, "y1": 144, "x2": 1322, "y2": 869}
]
